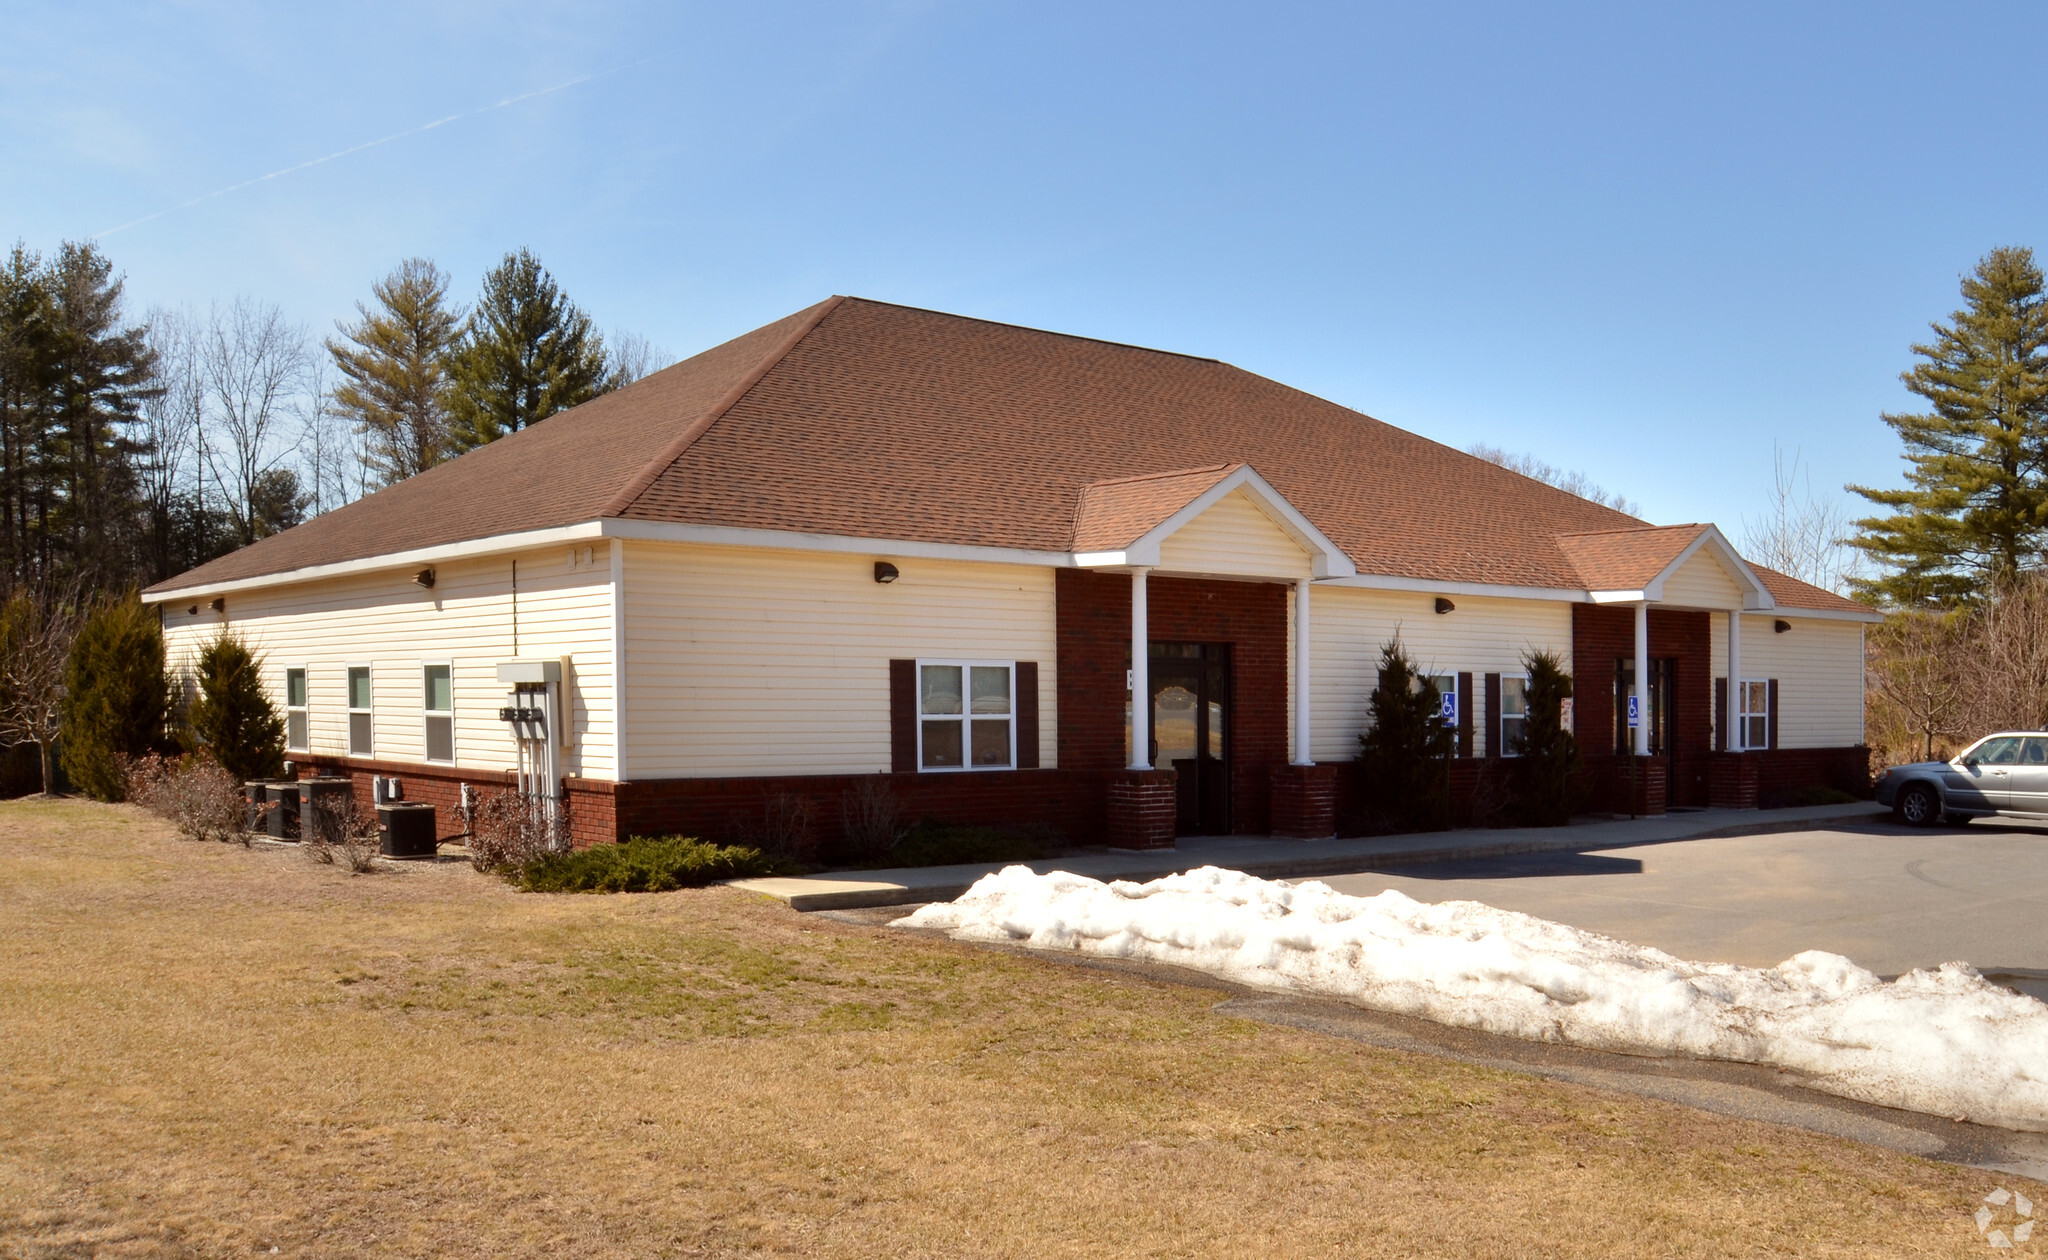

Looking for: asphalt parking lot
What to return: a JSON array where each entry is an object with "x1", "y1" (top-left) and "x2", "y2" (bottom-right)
[{"x1": 1316, "y1": 815, "x2": 2048, "y2": 1000}]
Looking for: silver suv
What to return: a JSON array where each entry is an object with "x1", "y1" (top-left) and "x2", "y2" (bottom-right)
[{"x1": 1875, "y1": 732, "x2": 2048, "y2": 825}]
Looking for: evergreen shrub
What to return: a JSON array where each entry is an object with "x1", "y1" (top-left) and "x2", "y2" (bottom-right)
[
  {"x1": 187, "y1": 633, "x2": 285, "y2": 782},
  {"x1": 514, "y1": 835, "x2": 784, "y2": 893},
  {"x1": 60, "y1": 598, "x2": 172, "y2": 801},
  {"x1": 1510, "y1": 649, "x2": 1583, "y2": 826},
  {"x1": 1357, "y1": 638, "x2": 1455, "y2": 832}
]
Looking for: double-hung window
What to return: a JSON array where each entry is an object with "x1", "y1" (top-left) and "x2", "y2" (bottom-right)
[
  {"x1": 1500, "y1": 674, "x2": 1529, "y2": 756},
  {"x1": 422, "y1": 663, "x2": 454, "y2": 764},
  {"x1": 918, "y1": 661, "x2": 1014, "y2": 770},
  {"x1": 1737, "y1": 680, "x2": 1769, "y2": 750},
  {"x1": 284, "y1": 667, "x2": 309, "y2": 753},
  {"x1": 347, "y1": 665, "x2": 374, "y2": 757}
]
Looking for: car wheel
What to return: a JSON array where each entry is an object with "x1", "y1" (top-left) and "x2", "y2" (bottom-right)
[{"x1": 1896, "y1": 783, "x2": 1940, "y2": 827}]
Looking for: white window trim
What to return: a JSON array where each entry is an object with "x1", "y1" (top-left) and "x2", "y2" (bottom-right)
[
  {"x1": 283, "y1": 664, "x2": 310, "y2": 753},
  {"x1": 346, "y1": 662, "x2": 374, "y2": 758},
  {"x1": 915, "y1": 658, "x2": 1017, "y2": 773},
  {"x1": 1498, "y1": 672, "x2": 1531, "y2": 758},
  {"x1": 421, "y1": 660, "x2": 455, "y2": 765},
  {"x1": 1737, "y1": 677, "x2": 1770, "y2": 750}
]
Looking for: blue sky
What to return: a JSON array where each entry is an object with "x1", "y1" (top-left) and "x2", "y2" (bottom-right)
[{"x1": 6, "y1": 2, "x2": 2045, "y2": 532}]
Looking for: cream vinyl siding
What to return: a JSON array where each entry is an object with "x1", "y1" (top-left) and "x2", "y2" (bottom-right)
[
  {"x1": 1309, "y1": 586, "x2": 1573, "y2": 760},
  {"x1": 1156, "y1": 490, "x2": 1312, "y2": 580},
  {"x1": 161, "y1": 547, "x2": 616, "y2": 778},
  {"x1": 622, "y1": 541, "x2": 1057, "y2": 777},
  {"x1": 1708, "y1": 615, "x2": 1865, "y2": 749},
  {"x1": 1658, "y1": 550, "x2": 1745, "y2": 610}
]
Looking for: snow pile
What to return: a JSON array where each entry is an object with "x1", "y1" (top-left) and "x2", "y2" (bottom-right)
[{"x1": 896, "y1": 865, "x2": 2048, "y2": 1131}]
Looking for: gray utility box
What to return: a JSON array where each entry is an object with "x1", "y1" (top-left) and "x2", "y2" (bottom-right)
[
  {"x1": 377, "y1": 802, "x2": 439, "y2": 858},
  {"x1": 296, "y1": 778, "x2": 355, "y2": 844},
  {"x1": 259, "y1": 780, "x2": 301, "y2": 840}
]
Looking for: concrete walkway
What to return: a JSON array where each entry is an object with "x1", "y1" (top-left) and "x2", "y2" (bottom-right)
[{"x1": 727, "y1": 800, "x2": 1887, "y2": 911}]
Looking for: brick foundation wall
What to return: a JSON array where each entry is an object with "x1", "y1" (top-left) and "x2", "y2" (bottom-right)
[
  {"x1": 291, "y1": 755, "x2": 619, "y2": 847},
  {"x1": 1754, "y1": 745, "x2": 1873, "y2": 803},
  {"x1": 614, "y1": 767, "x2": 1116, "y2": 853},
  {"x1": 1055, "y1": 569, "x2": 1288, "y2": 835}
]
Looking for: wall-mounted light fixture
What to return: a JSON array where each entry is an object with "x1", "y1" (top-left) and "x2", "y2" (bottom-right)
[
  {"x1": 414, "y1": 568, "x2": 437, "y2": 589},
  {"x1": 1434, "y1": 597, "x2": 1455, "y2": 615},
  {"x1": 186, "y1": 605, "x2": 198, "y2": 616},
  {"x1": 1773, "y1": 619, "x2": 1791, "y2": 633},
  {"x1": 874, "y1": 561, "x2": 900, "y2": 584},
  {"x1": 209, "y1": 597, "x2": 225, "y2": 613}
]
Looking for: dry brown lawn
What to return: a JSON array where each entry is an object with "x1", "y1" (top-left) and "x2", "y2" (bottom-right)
[{"x1": 0, "y1": 799, "x2": 2031, "y2": 1258}]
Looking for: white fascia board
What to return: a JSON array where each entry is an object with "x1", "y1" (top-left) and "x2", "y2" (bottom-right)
[
  {"x1": 1325, "y1": 572, "x2": 1596, "y2": 603},
  {"x1": 1752, "y1": 604, "x2": 1886, "y2": 625},
  {"x1": 1642, "y1": 526, "x2": 1776, "y2": 610},
  {"x1": 141, "y1": 521, "x2": 610, "y2": 603},
  {"x1": 598, "y1": 518, "x2": 1075, "y2": 567},
  {"x1": 1588, "y1": 589, "x2": 1649, "y2": 604},
  {"x1": 1074, "y1": 550, "x2": 1131, "y2": 568},
  {"x1": 1120, "y1": 465, "x2": 1358, "y2": 579}
]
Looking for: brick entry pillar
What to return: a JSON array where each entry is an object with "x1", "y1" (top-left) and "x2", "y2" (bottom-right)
[
  {"x1": 1107, "y1": 768, "x2": 1178, "y2": 850},
  {"x1": 1707, "y1": 752, "x2": 1759, "y2": 810},
  {"x1": 1269, "y1": 763, "x2": 1337, "y2": 839},
  {"x1": 1620, "y1": 756, "x2": 1667, "y2": 816}
]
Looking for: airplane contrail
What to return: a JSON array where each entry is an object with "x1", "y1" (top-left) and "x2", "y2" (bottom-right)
[{"x1": 93, "y1": 53, "x2": 668, "y2": 240}]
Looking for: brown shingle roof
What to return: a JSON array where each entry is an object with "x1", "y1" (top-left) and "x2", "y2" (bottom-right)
[
  {"x1": 1553, "y1": 524, "x2": 1712, "y2": 591},
  {"x1": 146, "y1": 296, "x2": 1864, "y2": 614},
  {"x1": 1071, "y1": 464, "x2": 1239, "y2": 552}
]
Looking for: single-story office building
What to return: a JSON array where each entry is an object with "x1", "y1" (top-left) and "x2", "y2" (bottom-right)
[{"x1": 143, "y1": 297, "x2": 1879, "y2": 850}]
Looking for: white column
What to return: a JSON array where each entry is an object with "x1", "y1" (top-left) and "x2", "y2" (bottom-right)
[
  {"x1": 1129, "y1": 568, "x2": 1151, "y2": 771},
  {"x1": 1293, "y1": 578, "x2": 1313, "y2": 765},
  {"x1": 611, "y1": 538, "x2": 628, "y2": 780},
  {"x1": 1726, "y1": 608, "x2": 1743, "y2": 753},
  {"x1": 1633, "y1": 601, "x2": 1650, "y2": 757}
]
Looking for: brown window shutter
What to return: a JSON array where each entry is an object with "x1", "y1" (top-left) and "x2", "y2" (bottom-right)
[
  {"x1": 1458, "y1": 672, "x2": 1474, "y2": 758},
  {"x1": 1714, "y1": 677, "x2": 1727, "y2": 752},
  {"x1": 1015, "y1": 662, "x2": 1039, "y2": 768},
  {"x1": 890, "y1": 659, "x2": 917, "y2": 772},
  {"x1": 1483, "y1": 673, "x2": 1501, "y2": 758},
  {"x1": 1767, "y1": 679, "x2": 1780, "y2": 750}
]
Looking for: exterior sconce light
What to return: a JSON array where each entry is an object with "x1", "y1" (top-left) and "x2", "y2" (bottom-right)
[
  {"x1": 209, "y1": 597, "x2": 225, "y2": 613},
  {"x1": 1774, "y1": 619, "x2": 1791, "y2": 633},
  {"x1": 414, "y1": 568, "x2": 437, "y2": 589},
  {"x1": 1434, "y1": 597, "x2": 1455, "y2": 615},
  {"x1": 186, "y1": 605, "x2": 198, "y2": 616},
  {"x1": 874, "y1": 561, "x2": 900, "y2": 584}
]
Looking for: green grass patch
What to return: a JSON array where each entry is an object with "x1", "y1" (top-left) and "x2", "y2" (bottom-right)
[{"x1": 516, "y1": 835, "x2": 787, "y2": 893}]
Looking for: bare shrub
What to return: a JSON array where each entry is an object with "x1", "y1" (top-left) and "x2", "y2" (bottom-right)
[
  {"x1": 308, "y1": 792, "x2": 382, "y2": 874},
  {"x1": 129, "y1": 756, "x2": 259, "y2": 844},
  {"x1": 758, "y1": 792, "x2": 817, "y2": 865},
  {"x1": 468, "y1": 791, "x2": 564, "y2": 875},
  {"x1": 838, "y1": 779, "x2": 905, "y2": 862}
]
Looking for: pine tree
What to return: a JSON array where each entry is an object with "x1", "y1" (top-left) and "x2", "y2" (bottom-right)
[
  {"x1": 186, "y1": 632, "x2": 284, "y2": 782},
  {"x1": 327, "y1": 258, "x2": 460, "y2": 484},
  {"x1": 1357, "y1": 638, "x2": 1455, "y2": 832},
  {"x1": 59, "y1": 595, "x2": 170, "y2": 800},
  {"x1": 445, "y1": 250, "x2": 609, "y2": 452},
  {"x1": 1510, "y1": 649, "x2": 1581, "y2": 826},
  {"x1": 1851, "y1": 247, "x2": 2048, "y2": 605}
]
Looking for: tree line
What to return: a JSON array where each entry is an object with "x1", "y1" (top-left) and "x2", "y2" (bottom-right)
[
  {"x1": 0, "y1": 240, "x2": 669, "y2": 794},
  {"x1": 1848, "y1": 247, "x2": 2048, "y2": 761}
]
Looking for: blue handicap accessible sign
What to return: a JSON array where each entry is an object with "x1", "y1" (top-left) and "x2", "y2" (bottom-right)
[
  {"x1": 1439, "y1": 691, "x2": 1458, "y2": 725},
  {"x1": 1627, "y1": 695, "x2": 1641, "y2": 728}
]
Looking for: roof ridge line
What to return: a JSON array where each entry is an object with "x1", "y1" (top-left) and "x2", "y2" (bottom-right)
[
  {"x1": 838, "y1": 296, "x2": 1225, "y2": 365},
  {"x1": 599, "y1": 295, "x2": 846, "y2": 519},
  {"x1": 1552, "y1": 522, "x2": 1703, "y2": 540},
  {"x1": 1080, "y1": 462, "x2": 1239, "y2": 490}
]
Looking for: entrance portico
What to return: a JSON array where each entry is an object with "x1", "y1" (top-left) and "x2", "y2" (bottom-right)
[{"x1": 1067, "y1": 463, "x2": 1354, "y2": 848}]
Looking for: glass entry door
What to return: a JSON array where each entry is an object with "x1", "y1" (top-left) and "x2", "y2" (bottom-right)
[{"x1": 1128, "y1": 642, "x2": 1232, "y2": 835}]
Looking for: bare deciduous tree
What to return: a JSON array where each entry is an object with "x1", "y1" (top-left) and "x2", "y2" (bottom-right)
[
  {"x1": 1468, "y1": 443, "x2": 1640, "y2": 516},
  {"x1": 1866, "y1": 610, "x2": 1970, "y2": 763},
  {"x1": 605, "y1": 330, "x2": 673, "y2": 388},
  {"x1": 138, "y1": 307, "x2": 203, "y2": 579},
  {"x1": 202, "y1": 298, "x2": 308, "y2": 546},
  {"x1": 0, "y1": 584, "x2": 90, "y2": 794},
  {"x1": 1742, "y1": 446, "x2": 1862, "y2": 595},
  {"x1": 1959, "y1": 573, "x2": 2048, "y2": 733}
]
